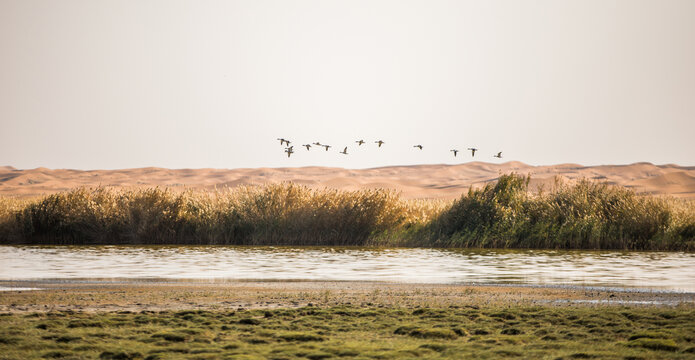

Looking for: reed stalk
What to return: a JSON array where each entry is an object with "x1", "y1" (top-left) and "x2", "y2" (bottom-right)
[{"x1": 0, "y1": 175, "x2": 692, "y2": 250}]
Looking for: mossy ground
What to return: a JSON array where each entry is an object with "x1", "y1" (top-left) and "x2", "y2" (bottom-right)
[{"x1": 1, "y1": 305, "x2": 694, "y2": 359}]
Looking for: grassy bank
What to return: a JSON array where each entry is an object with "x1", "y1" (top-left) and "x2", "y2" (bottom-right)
[
  {"x1": 1, "y1": 305, "x2": 694, "y2": 359},
  {"x1": 1, "y1": 174, "x2": 693, "y2": 249}
]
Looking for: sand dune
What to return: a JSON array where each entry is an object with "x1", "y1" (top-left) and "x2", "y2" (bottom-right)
[{"x1": 1, "y1": 162, "x2": 695, "y2": 199}]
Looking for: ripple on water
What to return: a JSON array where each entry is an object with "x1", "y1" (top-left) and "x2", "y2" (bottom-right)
[{"x1": 0, "y1": 246, "x2": 694, "y2": 291}]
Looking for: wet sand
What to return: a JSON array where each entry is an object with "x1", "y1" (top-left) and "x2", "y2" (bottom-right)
[{"x1": 1, "y1": 281, "x2": 693, "y2": 313}]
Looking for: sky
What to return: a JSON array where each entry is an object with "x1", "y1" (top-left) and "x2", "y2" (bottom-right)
[{"x1": 1, "y1": 0, "x2": 694, "y2": 170}]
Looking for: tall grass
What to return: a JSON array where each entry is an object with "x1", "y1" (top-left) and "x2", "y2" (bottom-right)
[
  {"x1": 414, "y1": 175, "x2": 695, "y2": 250},
  {"x1": 0, "y1": 175, "x2": 693, "y2": 249},
  {"x1": 0, "y1": 184, "x2": 431, "y2": 246}
]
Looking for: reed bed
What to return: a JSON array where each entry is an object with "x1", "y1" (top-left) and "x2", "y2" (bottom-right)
[
  {"x1": 0, "y1": 175, "x2": 693, "y2": 249},
  {"x1": 413, "y1": 175, "x2": 695, "y2": 250},
  {"x1": 0, "y1": 184, "x2": 429, "y2": 246}
]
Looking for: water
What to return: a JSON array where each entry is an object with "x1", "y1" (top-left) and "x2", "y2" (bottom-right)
[{"x1": 1, "y1": 246, "x2": 694, "y2": 291}]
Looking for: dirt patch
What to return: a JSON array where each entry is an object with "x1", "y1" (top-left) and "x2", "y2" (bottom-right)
[{"x1": 0, "y1": 280, "x2": 693, "y2": 313}]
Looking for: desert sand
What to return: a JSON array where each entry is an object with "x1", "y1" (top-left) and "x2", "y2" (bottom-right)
[{"x1": 1, "y1": 162, "x2": 694, "y2": 199}]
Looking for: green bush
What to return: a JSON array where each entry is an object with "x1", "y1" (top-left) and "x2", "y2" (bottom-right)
[{"x1": 417, "y1": 174, "x2": 694, "y2": 250}]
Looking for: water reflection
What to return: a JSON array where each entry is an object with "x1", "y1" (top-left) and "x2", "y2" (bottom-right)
[{"x1": 1, "y1": 246, "x2": 694, "y2": 291}]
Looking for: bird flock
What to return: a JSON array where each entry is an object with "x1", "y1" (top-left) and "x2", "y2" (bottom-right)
[{"x1": 277, "y1": 138, "x2": 503, "y2": 160}]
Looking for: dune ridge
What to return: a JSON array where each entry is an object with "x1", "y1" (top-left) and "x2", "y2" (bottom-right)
[{"x1": 2, "y1": 162, "x2": 695, "y2": 199}]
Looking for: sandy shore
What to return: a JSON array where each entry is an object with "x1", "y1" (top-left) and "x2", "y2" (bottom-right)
[
  {"x1": 1, "y1": 281, "x2": 693, "y2": 313},
  {"x1": 2, "y1": 162, "x2": 695, "y2": 199}
]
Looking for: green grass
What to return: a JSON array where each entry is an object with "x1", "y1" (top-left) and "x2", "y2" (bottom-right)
[
  {"x1": 1, "y1": 305, "x2": 694, "y2": 359},
  {"x1": 1, "y1": 174, "x2": 694, "y2": 249}
]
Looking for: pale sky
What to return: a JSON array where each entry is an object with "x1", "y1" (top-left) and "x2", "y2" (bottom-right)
[{"x1": 1, "y1": 0, "x2": 694, "y2": 170}]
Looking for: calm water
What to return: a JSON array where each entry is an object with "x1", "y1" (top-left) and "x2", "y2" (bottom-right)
[{"x1": 1, "y1": 246, "x2": 694, "y2": 291}]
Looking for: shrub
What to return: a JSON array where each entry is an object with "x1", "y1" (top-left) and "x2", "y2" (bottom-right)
[
  {"x1": 419, "y1": 174, "x2": 694, "y2": 250},
  {"x1": 0, "y1": 176, "x2": 693, "y2": 249}
]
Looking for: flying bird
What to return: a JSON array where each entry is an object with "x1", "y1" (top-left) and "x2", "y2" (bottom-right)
[
  {"x1": 450, "y1": 149, "x2": 459, "y2": 157},
  {"x1": 285, "y1": 148, "x2": 294, "y2": 158},
  {"x1": 303, "y1": 144, "x2": 312, "y2": 150},
  {"x1": 313, "y1": 142, "x2": 322, "y2": 146},
  {"x1": 468, "y1": 147, "x2": 478, "y2": 157},
  {"x1": 322, "y1": 144, "x2": 332, "y2": 151},
  {"x1": 356, "y1": 140, "x2": 365, "y2": 146},
  {"x1": 277, "y1": 138, "x2": 288, "y2": 146},
  {"x1": 340, "y1": 147, "x2": 348, "y2": 155},
  {"x1": 375, "y1": 140, "x2": 385, "y2": 147},
  {"x1": 494, "y1": 152, "x2": 503, "y2": 158},
  {"x1": 413, "y1": 145, "x2": 423, "y2": 150}
]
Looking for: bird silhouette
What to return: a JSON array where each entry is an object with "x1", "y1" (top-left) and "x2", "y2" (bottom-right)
[{"x1": 276, "y1": 137, "x2": 502, "y2": 162}]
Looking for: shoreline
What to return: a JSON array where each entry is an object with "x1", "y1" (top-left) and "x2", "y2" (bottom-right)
[
  {"x1": 2, "y1": 280, "x2": 694, "y2": 314},
  {"x1": 3, "y1": 278, "x2": 695, "y2": 293}
]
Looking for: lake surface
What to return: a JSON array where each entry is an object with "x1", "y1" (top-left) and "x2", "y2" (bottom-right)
[{"x1": 1, "y1": 246, "x2": 694, "y2": 291}]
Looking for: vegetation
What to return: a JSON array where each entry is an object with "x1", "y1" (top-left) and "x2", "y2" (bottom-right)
[
  {"x1": 0, "y1": 185, "x2": 433, "y2": 246},
  {"x1": 1, "y1": 305, "x2": 694, "y2": 359},
  {"x1": 0, "y1": 174, "x2": 693, "y2": 249},
  {"x1": 414, "y1": 174, "x2": 695, "y2": 250}
]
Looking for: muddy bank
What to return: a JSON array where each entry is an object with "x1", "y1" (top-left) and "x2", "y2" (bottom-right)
[{"x1": 1, "y1": 281, "x2": 693, "y2": 313}]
